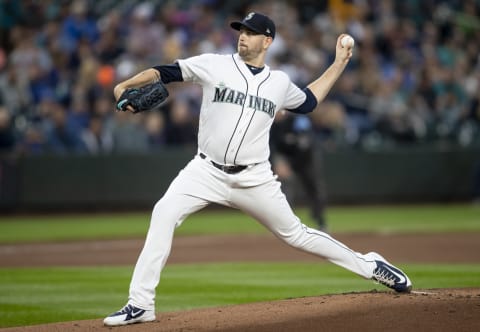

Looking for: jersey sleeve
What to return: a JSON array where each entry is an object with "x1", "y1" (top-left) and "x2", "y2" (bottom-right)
[
  {"x1": 177, "y1": 54, "x2": 216, "y2": 84},
  {"x1": 152, "y1": 63, "x2": 183, "y2": 84},
  {"x1": 286, "y1": 88, "x2": 318, "y2": 114},
  {"x1": 282, "y1": 79, "x2": 308, "y2": 110}
]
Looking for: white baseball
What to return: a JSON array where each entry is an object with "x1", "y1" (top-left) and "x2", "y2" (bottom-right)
[{"x1": 341, "y1": 35, "x2": 354, "y2": 48}]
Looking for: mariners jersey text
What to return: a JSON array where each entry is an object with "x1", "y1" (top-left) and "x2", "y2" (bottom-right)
[{"x1": 213, "y1": 86, "x2": 276, "y2": 118}]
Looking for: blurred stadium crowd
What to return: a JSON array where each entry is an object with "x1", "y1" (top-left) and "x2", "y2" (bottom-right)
[{"x1": 0, "y1": 0, "x2": 479, "y2": 155}]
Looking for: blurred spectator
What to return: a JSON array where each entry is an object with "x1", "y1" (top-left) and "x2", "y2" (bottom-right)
[
  {"x1": 92, "y1": 93, "x2": 115, "y2": 128},
  {"x1": 144, "y1": 111, "x2": 166, "y2": 150},
  {"x1": 76, "y1": 40, "x2": 100, "y2": 89},
  {"x1": 0, "y1": 64, "x2": 32, "y2": 117},
  {"x1": 0, "y1": 105, "x2": 16, "y2": 153},
  {"x1": 125, "y1": 2, "x2": 164, "y2": 64},
  {"x1": 311, "y1": 100, "x2": 350, "y2": 148},
  {"x1": 18, "y1": 124, "x2": 46, "y2": 155},
  {"x1": 458, "y1": 96, "x2": 480, "y2": 146},
  {"x1": 67, "y1": 92, "x2": 91, "y2": 134},
  {"x1": 0, "y1": 0, "x2": 23, "y2": 53},
  {"x1": 81, "y1": 114, "x2": 113, "y2": 154},
  {"x1": 111, "y1": 111, "x2": 149, "y2": 153},
  {"x1": 43, "y1": 102, "x2": 84, "y2": 154},
  {"x1": 59, "y1": 0, "x2": 99, "y2": 54},
  {"x1": 165, "y1": 99, "x2": 197, "y2": 147},
  {"x1": 96, "y1": 10, "x2": 125, "y2": 63},
  {"x1": 329, "y1": 71, "x2": 372, "y2": 145},
  {"x1": 198, "y1": 27, "x2": 235, "y2": 54},
  {"x1": 9, "y1": 27, "x2": 55, "y2": 105},
  {"x1": 96, "y1": 64, "x2": 115, "y2": 90},
  {"x1": 369, "y1": 80, "x2": 423, "y2": 144}
]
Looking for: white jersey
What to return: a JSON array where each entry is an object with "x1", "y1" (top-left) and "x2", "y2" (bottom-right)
[{"x1": 177, "y1": 53, "x2": 306, "y2": 166}]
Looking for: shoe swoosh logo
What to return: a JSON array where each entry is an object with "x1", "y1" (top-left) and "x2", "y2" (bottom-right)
[
  {"x1": 384, "y1": 265, "x2": 406, "y2": 284},
  {"x1": 129, "y1": 309, "x2": 145, "y2": 318}
]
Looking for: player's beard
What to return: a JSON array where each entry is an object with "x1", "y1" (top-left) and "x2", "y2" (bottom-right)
[{"x1": 238, "y1": 42, "x2": 263, "y2": 62}]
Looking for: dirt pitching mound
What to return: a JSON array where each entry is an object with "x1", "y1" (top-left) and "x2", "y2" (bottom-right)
[{"x1": 3, "y1": 288, "x2": 479, "y2": 332}]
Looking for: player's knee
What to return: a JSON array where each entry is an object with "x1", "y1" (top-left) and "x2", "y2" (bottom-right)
[
  {"x1": 277, "y1": 224, "x2": 312, "y2": 249},
  {"x1": 279, "y1": 231, "x2": 305, "y2": 249},
  {"x1": 151, "y1": 198, "x2": 185, "y2": 227},
  {"x1": 151, "y1": 199, "x2": 175, "y2": 222},
  {"x1": 152, "y1": 199, "x2": 165, "y2": 216}
]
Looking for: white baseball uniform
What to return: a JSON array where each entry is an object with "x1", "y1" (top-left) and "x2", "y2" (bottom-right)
[{"x1": 127, "y1": 53, "x2": 377, "y2": 310}]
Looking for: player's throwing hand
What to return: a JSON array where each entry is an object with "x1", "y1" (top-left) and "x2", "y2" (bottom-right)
[{"x1": 335, "y1": 34, "x2": 354, "y2": 65}]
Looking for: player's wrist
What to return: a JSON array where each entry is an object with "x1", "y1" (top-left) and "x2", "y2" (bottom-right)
[
  {"x1": 332, "y1": 58, "x2": 349, "y2": 69},
  {"x1": 113, "y1": 85, "x2": 126, "y2": 100}
]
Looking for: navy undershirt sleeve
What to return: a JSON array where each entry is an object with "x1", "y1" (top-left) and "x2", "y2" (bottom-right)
[
  {"x1": 286, "y1": 88, "x2": 318, "y2": 114},
  {"x1": 152, "y1": 63, "x2": 183, "y2": 84}
]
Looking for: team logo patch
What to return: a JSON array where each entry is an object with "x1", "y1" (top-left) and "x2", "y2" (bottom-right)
[{"x1": 245, "y1": 12, "x2": 254, "y2": 21}]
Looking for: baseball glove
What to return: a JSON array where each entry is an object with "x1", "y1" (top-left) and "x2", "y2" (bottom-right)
[{"x1": 116, "y1": 81, "x2": 169, "y2": 113}]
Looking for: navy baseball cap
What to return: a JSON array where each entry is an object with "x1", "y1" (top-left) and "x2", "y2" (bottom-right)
[{"x1": 230, "y1": 12, "x2": 275, "y2": 39}]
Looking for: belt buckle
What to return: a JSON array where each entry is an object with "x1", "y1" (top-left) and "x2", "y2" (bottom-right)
[
  {"x1": 222, "y1": 165, "x2": 235, "y2": 174},
  {"x1": 203, "y1": 154, "x2": 245, "y2": 174}
]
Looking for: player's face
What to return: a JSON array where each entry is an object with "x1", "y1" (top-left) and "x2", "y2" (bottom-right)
[{"x1": 237, "y1": 27, "x2": 271, "y2": 62}]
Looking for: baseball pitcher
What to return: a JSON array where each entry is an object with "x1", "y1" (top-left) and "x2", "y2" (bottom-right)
[{"x1": 104, "y1": 12, "x2": 412, "y2": 326}]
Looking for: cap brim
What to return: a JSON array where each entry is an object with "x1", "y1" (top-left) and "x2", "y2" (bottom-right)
[
  {"x1": 230, "y1": 21, "x2": 243, "y2": 31},
  {"x1": 230, "y1": 21, "x2": 263, "y2": 35}
]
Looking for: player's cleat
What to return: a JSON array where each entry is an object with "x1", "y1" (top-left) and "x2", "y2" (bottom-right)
[
  {"x1": 369, "y1": 252, "x2": 412, "y2": 293},
  {"x1": 103, "y1": 303, "x2": 155, "y2": 326}
]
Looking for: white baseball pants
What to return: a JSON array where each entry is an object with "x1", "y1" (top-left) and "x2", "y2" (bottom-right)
[{"x1": 128, "y1": 154, "x2": 377, "y2": 310}]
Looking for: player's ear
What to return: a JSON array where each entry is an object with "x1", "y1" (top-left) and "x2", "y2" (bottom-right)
[{"x1": 263, "y1": 36, "x2": 273, "y2": 49}]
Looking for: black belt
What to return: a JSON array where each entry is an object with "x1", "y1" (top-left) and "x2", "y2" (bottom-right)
[{"x1": 199, "y1": 153, "x2": 247, "y2": 174}]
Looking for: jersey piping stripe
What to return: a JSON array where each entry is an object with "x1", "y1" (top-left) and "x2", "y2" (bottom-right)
[
  {"x1": 302, "y1": 224, "x2": 376, "y2": 264},
  {"x1": 224, "y1": 54, "x2": 249, "y2": 165},
  {"x1": 233, "y1": 72, "x2": 271, "y2": 164}
]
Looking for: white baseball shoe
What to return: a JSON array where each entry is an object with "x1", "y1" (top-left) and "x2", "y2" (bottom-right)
[
  {"x1": 103, "y1": 303, "x2": 156, "y2": 326},
  {"x1": 368, "y1": 252, "x2": 412, "y2": 293}
]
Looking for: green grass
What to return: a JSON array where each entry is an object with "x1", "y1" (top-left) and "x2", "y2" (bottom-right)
[
  {"x1": 1, "y1": 262, "x2": 479, "y2": 328},
  {"x1": 324, "y1": 204, "x2": 480, "y2": 233},
  {"x1": 0, "y1": 204, "x2": 479, "y2": 243}
]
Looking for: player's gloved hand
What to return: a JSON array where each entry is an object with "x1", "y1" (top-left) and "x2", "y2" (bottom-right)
[
  {"x1": 116, "y1": 88, "x2": 139, "y2": 112},
  {"x1": 116, "y1": 81, "x2": 169, "y2": 113}
]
